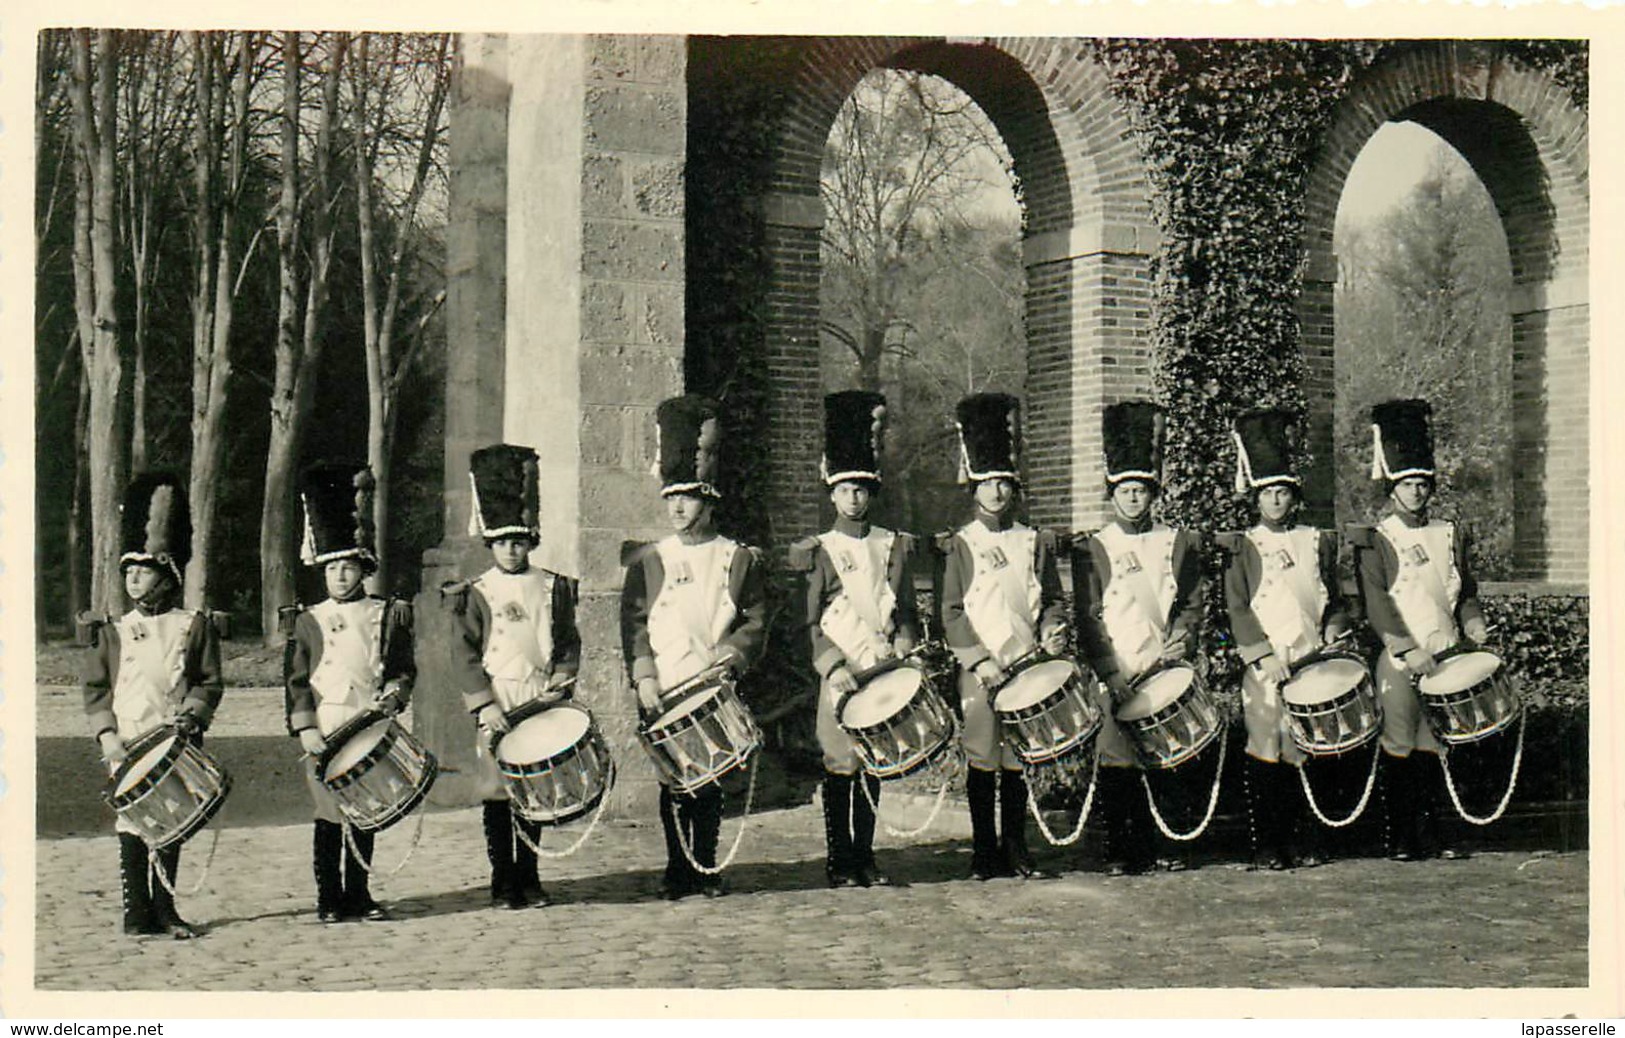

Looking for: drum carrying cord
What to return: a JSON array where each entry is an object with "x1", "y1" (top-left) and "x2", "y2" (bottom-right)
[
  {"x1": 1142, "y1": 731, "x2": 1227, "y2": 842},
  {"x1": 1440, "y1": 709, "x2": 1526, "y2": 826},
  {"x1": 857, "y1": 748, "x2": 961, "y2": 840},
  {"x1": 673, "y1": 760, "x2": 759, "y2": 877},
  {"x1": 511, "y1": 764, "x2": 617, "y2": 860},
  {"x1": 148, "y1": 827, "x2": 222, "y2": 899},
  {"x1": 1024, "y1": 750, "x2": 1098, "y2": 847},
  {"x1": 341, "y1": 808, "x2": 429, "y2": 880},
  {"x1": 1297, "y1": 740, "x2": 1380, "y2": 829}
]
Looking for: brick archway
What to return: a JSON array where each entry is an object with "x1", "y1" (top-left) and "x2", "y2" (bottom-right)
[
  {"x1": 1299, "y1": 42, "x2": 1588, "y2": 583},
  {"x1": 689, "y1": 37, "x2": 1157, "y2": 540}
]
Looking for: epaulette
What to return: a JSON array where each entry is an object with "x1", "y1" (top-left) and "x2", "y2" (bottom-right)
[
  {"x1": 930, "y1": 530, "x2": 957, "y2": 557},
  {"x1": 438, "y1": 580, "x2": 472, "y2": 615},
  {"x1": 619, "y1": 539, "x2": 652, "y2": 568},
  {"x1": 786, "y1": 535, "x2": 820, "y2": 572},
  {"x1": 1341, "y1": 523, "x2": 1376, "y2": 549},
  {"x1": 276, "y1": 603, "x2": 304, "y2": 637},
  {"x1": 209, "y1": 609, "x2": 233, "y2": 638},
  {"x1": 893, "y1": 531, "x2": 917, "y2": 557},
  {"x1": 75, "y1": 611, "x2": 107, "y2": 649},
  {"x1": 1212, "y1": 531, "x2": 1245, "y2": 554},
  {"x1": 744, "y1": 544, "x2": 767, "y2": 568}
]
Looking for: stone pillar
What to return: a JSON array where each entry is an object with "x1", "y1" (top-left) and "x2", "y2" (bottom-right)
[
  {"x1": 420, "y1": 33, "x2": 686, "y2": 815},
  {"x1": 761, "y1": 191, "x2": 826, "y2": 544},
  {"x1": 1022, "y1": 224, "x2": 1156, "y2": 535},
  {"x1": 1297, "y1": 250, "x2": 1338, "y2": 531}
]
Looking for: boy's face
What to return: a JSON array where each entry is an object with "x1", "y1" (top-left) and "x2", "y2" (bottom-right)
[
  {"x1": 323, "y1": 559, "x2": 367, "y2": 600},
  {"x1": 973, "y1": 478, "x2": 1016, "y2": 517},
  {"x1": 830, "y1": 481, "x2": 872, "y2": 521},
  {"x1": 1391, "y1": 476, "x2": 1433, "y2": 516},
  {"x1": 665, "y1": 493, "x2": 713, "y2": 535},
  {"x1": 489, "y1": 536, "x2": 534, "y2": 574},
  {"x1": 1257, "y1": 484, "x2": 1298, "y2": 524},
  {"x1": 1111, "y1": 479, "x2": 1156, "y2": 522},
  {"x1": 123, "y1": 563, "x2": 168, "y2": 604}
]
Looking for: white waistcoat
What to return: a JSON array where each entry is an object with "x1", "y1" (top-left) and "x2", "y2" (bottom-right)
[
  {"x1": 817, "y1": 527, "x2": 896, "y2": 672},
  {"x1": 475, "y1": 566, "x2": 557, "y2": 713},
  {"x1": 111, "y1": 609, "x2": 195, "y2": 740},
  {"x1": 1377, "y1": 514, "x2": 1462, "y2": 656},
  {"x1": 308, "y1": 597, "x2": 386, "y2": 735},
  {"x1": 1095, "y1": 523, "x2": 1178, "y2": 681},
  {"x1": 1245, "y1": 525, "x2": 1328, "y2": 667},
  {"x1": 957, "y1": 521, "x2": 1040, "y2": 668},
  {"x1": 648, "y1": 535, "x2": 739, "y2": 690}
]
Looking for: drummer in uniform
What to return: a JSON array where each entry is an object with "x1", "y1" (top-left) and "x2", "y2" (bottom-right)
[
  {"x1": 444, "y1": 444, "x2": 581, "y2": 909},
  {"x1": 622, "y1": 395, "x2": 768, "y2": 899},
  {"x1": 790, "y1": 390, "x2": 919, "y2": 888},
  {"x1": 1349, "y1": 399, "x2": 1488, "y2": 861},
  {"x1": 1220, "y1": 410, "x2": 1350, "y2": 870},
  {"x1": 284, "y1": 462, "x2": 416, "y2": 922},
  {"x1": 938, "y1": 392, "x2": 1067, "y2": 881},
  {"x1": 1072, "y1": 400, "x2": 1208, "y2": 875},
  {"x1": 82, "y1": 473, "x2": 223, "y2": 939}
]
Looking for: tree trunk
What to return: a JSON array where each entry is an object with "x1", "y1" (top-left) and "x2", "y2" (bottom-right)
[
  {"x1": 68, "y1": 365, "x2": 92, "y2": 624},
  {"x1": 72, "y1": 29, "x2": 131, "y2": 617}
]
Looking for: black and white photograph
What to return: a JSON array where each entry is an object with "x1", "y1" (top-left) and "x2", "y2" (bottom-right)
[{"x1": 1, "y1": 0, "x2": 1618, "y2": 1023}]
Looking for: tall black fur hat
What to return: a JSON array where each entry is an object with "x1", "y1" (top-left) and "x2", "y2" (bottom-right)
[
  {"x1": 655, "y1": 395, "x2": 723, "y2": 498},
  {"x1": 1369, "y1": 398, "x2": 1435, "y2": 482},
  {"x1": 1232, "y1": 408, "x2": 1300, "y2": 494},
  {"x1": 822, "y1": 390, "x2": 887, "y2": 486},
  {"x1": 300, "y1": 462, "x2": 378, "y2": 566},
  {"x1": 1103, "y1": 400, "x2": 1164, "y2": 487},
  {"x1": 468, "y1": 444, "x2": 541, "y2": 541},
  {"x1": 119, "y1": 472, "x2": 191, "y2": 584},
  {"x1": 955, "y1": 392, "x2": 1021, "y2": 484}
]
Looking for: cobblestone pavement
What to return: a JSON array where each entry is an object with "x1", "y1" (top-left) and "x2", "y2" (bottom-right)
[{"x1": 31, "y1": 799, "x2": 1588, "y2": 993}]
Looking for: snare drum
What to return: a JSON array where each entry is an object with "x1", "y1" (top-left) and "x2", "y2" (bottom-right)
[
  {"x1": 1280, "y1": 652, "x2": 1381, "y2": 756},
  {"x1": 837, "y1": 663, "x2": 956, "y2": 780},
  {"x1": 106, "y1": 729, "x2": 232, "y2": 849},
  {"x1": 991, "y1": 658, "x2": 1102, "y2": 766},
  {"x1": 1115, "y1": 665, "x2": 1221, "y2": 770},
  {"x1": 317, "y1": 712, "x2": 439, "y2": 833},
  {"x1": 495, "y1": 701, "x2": 614, "y2": 825},
  {"x1": 1416, "y1": 649, "x2": 1521, "y2": 745},
  {"x1": 640, "y1": 676, "x2": 761, "y2": 794}
]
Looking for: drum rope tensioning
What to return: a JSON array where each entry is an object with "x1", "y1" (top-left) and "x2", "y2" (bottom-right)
[
  {"x1": 1417, "y1": 646, "x2": 1526, "y2": 827},
  {"x1": 511, "y1": 761, "x2": 617, "y2": 861},
  {"x1": 1278, "y1": 650, "x2": 1384, "y2": 829},
  {"x1": 1024, "y1": 749, "x2": 1099, "y2": 847},
  {"x1": 672, "y1": 759, "x2": 759, "y2": 877},
  {"x1": 339, "y1": 809, "x2": 429, "y2": 879},
  {"x1": 1141, "y1": 731, "x2": 1227, "y2": 843},
  {"x1": 1296, "y1": 740, "x2": 1381, "y2": 829},
  {"x1": 855, "y1": 744, "x2": 961, "y2": 840},
  {"x1": 1440, "y1": 709, "x2": 1526, "y2": 826},
  {"x1": 106, "y1": 726, "x2": 233, "y2": 898},
  {"x1": 147, "y1": 827, "x2": 222, "y2": 899}
]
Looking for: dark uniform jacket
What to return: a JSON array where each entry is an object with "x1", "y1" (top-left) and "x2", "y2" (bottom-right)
[
  {"x1": 1348, "y1": 509, "x2": 1483, "y2": 659},
  {"x1": 1071, "y1": 515, "x2": 1207, "y2": 685},
  {"x1": 443, "y1": 569, "x2": 580, "y2": 715},
  {"x1": 620, "y1": 535, "x2": 769, "y2": 691},
  {"x1": 82, "y1": 606, "x2": 224, "y2": 740},
  {"x1": 790, "y1": 516, "x2": 921, "y2": 680},
  {"x1": 284, "y1": 596, "x2": 417, "y2": 734},
  {"x1": 1218, "y1": 524, "x2": 1349, "y2": 667},
  {"x1": 938, "y1": 514, "x2": 1067, "y2": 674}
]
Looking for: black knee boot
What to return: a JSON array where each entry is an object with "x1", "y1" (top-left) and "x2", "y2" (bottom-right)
[
  {"x1": 1381, "y1": 752, "x2": 1422, "y2": 862},
  {"x1": 148, "y1": 842, "x2": 198, "y2": 939},
  {"x1": 344, "y1": 827, "x2": 388, "y2": 920},
  {"x1": 851, "y1": 774, "x2": 889, "y2": 886},
  {"x1": 688, "y1": 786, "x2": 727, "y2": 898},
  {"x1": 822, "y1": 773, "x2": 857, "y2": 888},
  {"x1": 1416, "y1": 751, "x2": 1471, "y2": 860},
  {"x1": 513, "y1": 816, "x2": 551, "y2": 907},
  {"x1": 118, "y1": 834, "x2": 156, "y2": 936},
  {"x1": 1245, "y1": 756, "x2": 1293, "y2": 871},
  {"x1": 967, "y1": 767, "x2": 1004, "y2": 880},
  {"x1": 1001, "y1": 769, "x2": 1053, "y2": 879},
  {"x1": 658, "y1": 786, "x2": 698, "y2": 899},
  {"x1": 313, "y1": 820, "x2": 344, "y2": 922},
  {"x1": 482, "y1": 800, "x2": 516, "y2": 905}
]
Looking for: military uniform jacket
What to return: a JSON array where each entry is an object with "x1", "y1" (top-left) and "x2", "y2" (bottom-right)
[
  {"x1": 1072, "y1": 516, "x2": 1207, "y2": 683},
  {"x1": 1350, "y1": 509, "x2": 1483, "y2": 658},
  {"x1": 83, "y1": 606, "x2": 223, "y2": 741},
  {"x1": 446, "y1": 567, "x2": 580, "y2": 715},
  {"x1": 1220, "y1": 524, "x2": 1347, "y2": 668},
  {"x1": 285, "y1": 596, "x2": 416, "y2": 736},
  {"x1": 792, "y1": 518, "x2": 921, "y2": 679},
  {"x1": 939, "y1": 515, "x2": 1066, "y2": 672},
  {"x1": 621, "y1": 534, "x2": 768, "y2": 692}
]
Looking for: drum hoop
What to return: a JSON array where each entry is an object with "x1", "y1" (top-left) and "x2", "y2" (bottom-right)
[
  {"x1": 106, "y1": 728, "x2": 188, "y2": 805},
  {"x1": 1284, "y1": 683, "x2": 1369, "y2": 714},
  {"x1": 992, "y1": 660, "x2": 1081, "y2": 716},
  {"x1": 1117, "y1": 664, "x2": 1204, "y2": 725},
  {"x1": 1417, "y1": 659, "x2": 1508, "y2": 699},
  {"x1": 642, "y1": 683, "x2": 731, "y2": 739},
  {"x1": 839, "y1": 664, "x2": 929, "y2": 731},
  {"x1": 323, "y1": 724, "x2": 416, "y2": 792},
  {"x1": 342, "y1": 755, "x2": 439, "y2": 834},
  {"x1": 150, "y1": 771, "x2": 235, "y2": 849},
  {"x1": 499, "y1": 725, "x2": 602, "y2": 777},
  {"x1": 315, "y1": 709, "x2": 392, "y2": 782},
  {"x1": 493, "y1": 701, "x2": 594, "y2": 765}
]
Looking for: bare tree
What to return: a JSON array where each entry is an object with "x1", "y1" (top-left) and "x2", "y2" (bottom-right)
[
  {"x1": 69, "y1": 29, "x2": 131, "y2": 616},
  {"x1": 260, "y1": 31, "x2": 346, "y2": 642},
  {"x1": 351, "y1": 32, "x2": 450, "y2": 591},
  {"x1": 185, "y1": 31, "x2": 267, "y2": 610}
]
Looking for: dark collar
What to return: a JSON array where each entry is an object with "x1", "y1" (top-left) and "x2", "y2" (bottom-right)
[
  {"x1": 974, "y1": 511, "x2": 1015, "y2": 533},
  {"x1": 1110, "y1": 513, "x2": 1154, "y2": 535},
  {"x1": 1386, "y1": 506, "x2": 1429, "y2": 529},
  {"x1": 831, "y1": 515, "x2": 871, "y2": 539}
]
